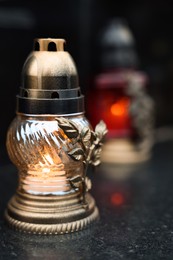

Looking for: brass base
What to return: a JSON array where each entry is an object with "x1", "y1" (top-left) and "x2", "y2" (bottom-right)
[{"x1": 5, "y1": 191, "x2": 99, "y2": 235}]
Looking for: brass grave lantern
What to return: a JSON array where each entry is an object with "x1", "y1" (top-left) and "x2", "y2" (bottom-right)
[{"x1": 5, "y1": 38, "x2": 107, "y2": 234}]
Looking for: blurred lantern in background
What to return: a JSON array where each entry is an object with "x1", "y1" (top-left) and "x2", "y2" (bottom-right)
[{"x1": 87, "y1": 19, "x2": 154, "y2": 168}]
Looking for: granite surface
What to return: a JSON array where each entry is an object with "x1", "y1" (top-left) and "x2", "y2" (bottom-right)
[{"x1": 1, "y1": 141, "x2": 173, "y2": 259}]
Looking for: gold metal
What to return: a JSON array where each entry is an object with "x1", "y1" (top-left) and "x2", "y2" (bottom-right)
[
  {"x1": 5, "y1": 191, "x2": 99, "y2": 235},
  {"x1": 34, "y1": 38, "x2": 65, "y2": 51},
  {"x1": 5, "y1": 38, "x2": 107, "y2": 234}
]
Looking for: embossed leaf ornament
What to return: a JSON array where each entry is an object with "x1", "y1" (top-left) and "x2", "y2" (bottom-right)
[
  {"x1": 68, "y1": 148, "x2": 84, "y2": 161},
  {"x1": 95, "y1": 120, "x2": 108, "y2": 143},
  {"x1": 91, "y1": 120, "x2": 108, "y2": 166},
  {"x1": 81, "y1": 127, "x2": 91, "y2": 147},
  {"x1": 56, "y1": 117, "x2": 107, "y2": 205},
  {"x1": 56, "y1": 118, "x2": 79, "y2": 139},
  {"x1": 56, "y1": 118, "x2": 107, "y2": 166}
]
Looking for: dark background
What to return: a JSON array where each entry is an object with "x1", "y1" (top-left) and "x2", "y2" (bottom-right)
[
  {"x1": 1, "y1": 0, "x2": 173, "y2": 164},
  {"x1": 1, "y1": 2, "x2": 173, "y2": 259}
]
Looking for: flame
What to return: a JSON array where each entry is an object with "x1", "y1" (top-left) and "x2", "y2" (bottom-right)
[{"x1": 110, "y1": 98, "x2": 130, "y2": 117}]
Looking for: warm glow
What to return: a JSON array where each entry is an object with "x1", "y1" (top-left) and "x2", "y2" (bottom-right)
[
  {"x1": 42, "y1": 168, "x2": 50, "y2": 173},
  {"x1": 110, "y1": 98, "x2": 130, "y2": 117},
  {"x1": 111, "y1": 192, "x2": 124, "y2": 206},
  {"x1": 44, "y1": 153, "x2": 54, "y2": 165}
]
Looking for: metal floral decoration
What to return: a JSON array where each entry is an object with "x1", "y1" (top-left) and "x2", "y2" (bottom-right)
[
  {"x1": 56, "y1": 118, "x2": 108, "y2": 205},
  {"x1": 5, "y1": 38, "x2": 107, "y2": 235}
]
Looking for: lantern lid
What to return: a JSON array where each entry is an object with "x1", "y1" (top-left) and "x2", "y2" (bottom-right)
[
  {"x1": 98, "y1": 19, "x2": 139, "y2": 69},
  {"x1": 17, "y1": 38, "x2": 84, "y2": 115}
]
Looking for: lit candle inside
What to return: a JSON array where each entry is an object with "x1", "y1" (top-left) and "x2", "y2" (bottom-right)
[
  {"x1": 8, "y1": 117, "x2": 84, "y2": 195},
  {"x1": 5, "y1": 38, "x2": 106, "y2": 235}
]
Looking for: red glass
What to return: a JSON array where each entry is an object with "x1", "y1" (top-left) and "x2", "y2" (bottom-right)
[{"x1": 87, "y1": 68, "x2": 147, "y2": 139}]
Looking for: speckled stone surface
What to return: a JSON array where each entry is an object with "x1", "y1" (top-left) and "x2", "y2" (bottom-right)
[{"x1": 1, "y1": 141, "x2": 173, "y2": 259}]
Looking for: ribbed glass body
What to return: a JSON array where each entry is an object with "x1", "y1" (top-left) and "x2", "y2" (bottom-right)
[{"x1": 6, "y1": 113, "x2": 90, "y2": 195}]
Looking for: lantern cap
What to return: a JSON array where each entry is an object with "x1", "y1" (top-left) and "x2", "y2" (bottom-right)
[
  {"x1": 17, "y1": 38, "x2": 84, "y2": 115},
  {"x1": 98, "y1": 18, "x2": 139, "y2": 69}
]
